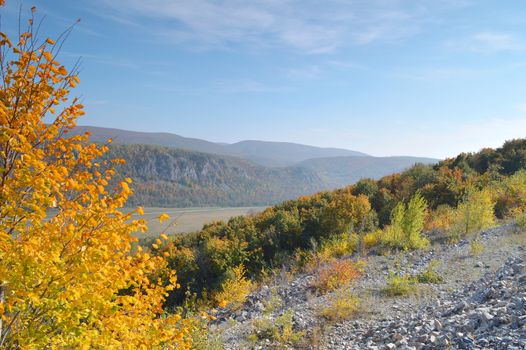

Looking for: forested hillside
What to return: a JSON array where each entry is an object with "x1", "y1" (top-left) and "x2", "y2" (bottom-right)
[
  {"x1": 104, "y1": 144, "x2": 436, "y2": 207},
  {"x1": 105, "y1": 144, "x2": 326, "y2": 207},
  {"x1": 296, "y1": 155, "x2": 437, "y2": 188}
]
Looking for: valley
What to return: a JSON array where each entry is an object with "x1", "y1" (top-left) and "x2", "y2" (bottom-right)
[
  {"x1": 77, "y1": 125, "x2": 438, "y2": 207},
  {"x1": 128, "y1": 206, "x2": 266, "y2": 236}
]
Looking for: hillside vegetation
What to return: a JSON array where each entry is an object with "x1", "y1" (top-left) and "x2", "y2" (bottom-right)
[
  {"x1": 104, "y1": 144, "x2": 326, "y2": 207},
  {"x1": 101, "y1": 143, "x2": 435, "y2": 207},
  {"x1": 145, "y1": 138, "x2": 526, "y2": 312},
  {"x1": 297, "y1": 155, "x2": 437, "y2": 188}
]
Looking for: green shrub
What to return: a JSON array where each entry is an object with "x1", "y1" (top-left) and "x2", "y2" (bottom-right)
[
  {"x1": 415, "y1": 260, "x2": 444, "y2": 284},
  {"x1": 381, "y1": 273, "x2": 417, "y2": 296}
]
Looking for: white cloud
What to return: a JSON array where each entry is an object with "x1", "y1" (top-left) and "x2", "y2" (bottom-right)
[{"x1": 95, "y1": 0, "x2": 471, "y2": 53}]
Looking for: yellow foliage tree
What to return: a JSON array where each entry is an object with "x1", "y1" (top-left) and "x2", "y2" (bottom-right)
[
  {"x1": 212, "y1": 265, "x2": 252, "y2": 311},
  {"x1": 451, "y1": 188, "x2": 496, "y2": 240},
  {"x1": 0, "y1": 13, "x2": 193, "y2": 349}
]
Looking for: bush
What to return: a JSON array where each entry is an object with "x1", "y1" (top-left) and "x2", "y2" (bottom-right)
[
  {"x1": 382, "y1": 273, "x2": 417, "y2": 296},
  {"x1": 517, "y1": 211, "x2": 526, "y2": 230},
  {"x1": 363, "y1": 231, "x2": 380, "y2": 247},
  {"x1": 251, "y1": 310, "x2": 304, "y2": 346},
  {"x1": 213, "y1": 265, "x2": 253, "y2": 310},
  {"x1": 317, "y1": 288, "x2": 360, "y2": 322},
  {"x1": 450, "y1": 189, "x2": 495, "y2": 241},
  {"x1": 493, "y1": 170, "x2": 526, "y2": 218},
  {"x1": 303, "y1": 233, "x2": 358, "y2": 271},
  {"x1": 381, "y1": 193, "x2": 429, "y2": 250},
  {"x1": 470, "y1": 238, "x2": 484, "y2": 256},
  {"x1": 313, "y1": 259, "x2": 361, "y2": 294},
  {"x1": 415, "y1": 260, "x2": 444, "y2": 284},
  {"x1": 425, "y1": 204, "x2": 455, "y2": 233}
]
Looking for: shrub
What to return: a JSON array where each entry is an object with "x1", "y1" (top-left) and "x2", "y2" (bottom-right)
[
  {"x1": 251, "y1": 310, "x2": 304, "y2": 346},
  {"x1": 382, "y1": 273, "x2": 417, "y2": 296},
  {"x1": 517, "y1": 211, "x2": 526, "y2": 230},
  {"x1": 213, "y1": 265, "x2": 253, "y2": 310},
  {"x1": 381, "y1": 193, "x2": 429, "y2": 250},
  {"x1": 363, "y1": 230, "x2": 381, "y2": 248},
  {"x1": 493, "y1": 170, "x2": 526, "y2": 218},
  {"x1": 313, "y1": 259, "x2": 361, "y2": 294},
  {"x1": 304, "y1": 233, "x2": 358, "y2": 271},
  {"x1": 415, "y1": 260, "x2": 444, "y2": 284},
  {"x1": 317, "y1": 288, "x2": 360, "y2": 322},
  {"x1": 470, "y1": 238, "x2": 484, "y2": 256},
  {"x1": 425, "y1": 204, "x2": 455, "y2": 233},
  {"x1": 450, "y1": 189, "x2": 495, "y2": 241}
]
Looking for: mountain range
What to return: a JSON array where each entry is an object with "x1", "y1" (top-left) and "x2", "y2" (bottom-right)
[
  {"x1": 73, "y1": 125, "x2": 438, "y2": 207},
  {"x1": 70, "y1": 125, "x2": 368, "y2": 167}
]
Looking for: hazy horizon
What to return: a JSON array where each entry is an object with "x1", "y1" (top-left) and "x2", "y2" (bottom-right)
[{"x1": 3, "y1": 1, "x2": 526, "y2": 158}]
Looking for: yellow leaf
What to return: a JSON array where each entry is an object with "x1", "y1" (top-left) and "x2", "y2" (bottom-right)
[
  {"x1": 137, "y1": 206, "x2": 144, "y2": 215},
  {"x1": 43, "y1": 51, "x2": 53, "y2": 61},
  {"x1": 159, "y1": 213, "x2": 170, "y2": 223}
]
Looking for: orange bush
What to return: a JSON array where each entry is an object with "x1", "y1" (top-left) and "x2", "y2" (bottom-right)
[{"x1": 313, "y1": 259, "x2": 361, "y2": 293}]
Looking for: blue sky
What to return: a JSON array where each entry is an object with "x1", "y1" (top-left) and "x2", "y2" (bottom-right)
[{"x1": 2, "y1": 0, "x2": 526, "y2": 158}]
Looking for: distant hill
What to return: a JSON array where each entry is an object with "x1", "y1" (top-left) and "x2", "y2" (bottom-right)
[
  {"x1": 224, "y1": 140, "x2": 367, "y2": 167},
  {"x1": 70, "y1": 125, "x2": 225, "y2": 154},
  {"x1": 70, "y1": 126, "x2": 439, "y2": 207},
  {"x1": 71, "y1": 125, "x2": 368, "y2": 167},
  {"x1": 105, "y1": 144, "x2": 326, "y2": 207},
  {"x1": 101, "y1": 143, "x2": 437, "y2": 207},
  {"x1": 295, "y1": 156, "x2": 438, "y2": 188}
]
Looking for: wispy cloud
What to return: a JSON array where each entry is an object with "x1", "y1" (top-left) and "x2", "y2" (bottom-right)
[
  {"x1": 393, "y1": 67, "x2": 489, "y2": 81},
  {"x1": 446, "y1": 31, "x2": 522, "y2": 54},
  {"x1": 287, "y1": 65, "x2": 322, "y2": 80},
  {"x1": 94, "y1": 0, "x2": 471, "y2": 54}
]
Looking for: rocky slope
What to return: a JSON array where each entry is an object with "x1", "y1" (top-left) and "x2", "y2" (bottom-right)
[{"x1": 211, "y1": 224, "x2": 526, "y2": 349}]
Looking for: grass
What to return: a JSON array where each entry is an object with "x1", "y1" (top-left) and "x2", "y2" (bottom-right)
[{"x1": 127, "y1": 206, "x2": 266, "y2": 236}]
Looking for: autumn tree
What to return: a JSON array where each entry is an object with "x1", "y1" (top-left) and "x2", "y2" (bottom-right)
[
  {"x1": 0, "y1": 11, "x2": 193, "y2": 348},
  {"x1": 450, "y1": 188, "x2": 495, "y2": 240}
]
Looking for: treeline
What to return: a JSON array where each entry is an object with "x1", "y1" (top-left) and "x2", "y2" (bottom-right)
[{"x1": 147, "y1": 139, "x2": 526, "y2": 308}]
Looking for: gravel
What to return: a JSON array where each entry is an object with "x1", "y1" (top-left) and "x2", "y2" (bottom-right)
[{"x1": 213, "y1": 224, "x2": 526, "y2": 349}]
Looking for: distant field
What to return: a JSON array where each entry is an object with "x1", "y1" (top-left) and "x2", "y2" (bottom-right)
[{"x1": 127, "y1": 206, "x2": 267, "y2": 237}]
